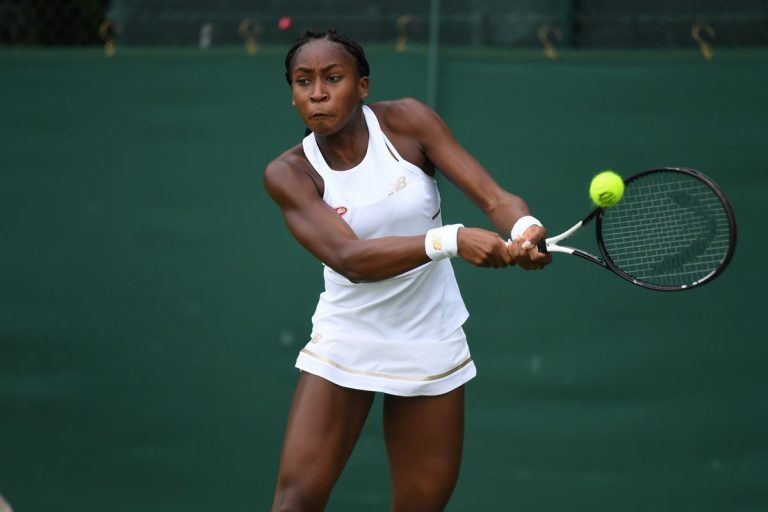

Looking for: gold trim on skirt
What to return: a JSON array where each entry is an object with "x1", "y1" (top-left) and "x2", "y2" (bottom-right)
[{"x1": 300, "y1": 348, "x2": 473, "y2": 382}]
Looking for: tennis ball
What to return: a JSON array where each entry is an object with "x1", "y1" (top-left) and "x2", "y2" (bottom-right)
[{"x1": 589, "y1": 170, "x2": 624, "y2": 207}]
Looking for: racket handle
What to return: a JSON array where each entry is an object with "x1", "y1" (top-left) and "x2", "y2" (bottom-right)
[{"x1": 537, "y1": 240, "x2": 548, "y2": 253}]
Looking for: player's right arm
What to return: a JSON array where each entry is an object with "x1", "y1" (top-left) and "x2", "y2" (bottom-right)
[{"x1": 263, "y1": 148, "x2": 433, "y2": 282}]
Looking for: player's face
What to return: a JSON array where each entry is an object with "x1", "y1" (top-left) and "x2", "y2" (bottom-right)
[{"x1": 289, "y1": 39, "x2": 369, "y2": 136}]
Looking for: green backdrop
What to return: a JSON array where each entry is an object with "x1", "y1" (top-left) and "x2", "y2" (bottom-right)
[{"x1": 1, "y1": 46, "x2": 766, "y2": 511}]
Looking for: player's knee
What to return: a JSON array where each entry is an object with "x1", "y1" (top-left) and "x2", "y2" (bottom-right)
[
  {"x1": 272, "y1": 480, "x2": 328, "y2": 512},
  {"x1": 392, "y1": 476, "x2": 456, "y2": 512}
]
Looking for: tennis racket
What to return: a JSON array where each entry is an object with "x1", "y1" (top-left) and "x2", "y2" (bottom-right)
[{"x1": 539, "y1": 167, "x2": 736, "y2": 291}]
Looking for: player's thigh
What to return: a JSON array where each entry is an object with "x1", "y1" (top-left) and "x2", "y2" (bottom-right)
[
  {"x1": 383, "y1": 386, "x2": 465, "y2": 512},
  {"x1": 273, "y1": 372, "x2": 374, "y2": 510}
]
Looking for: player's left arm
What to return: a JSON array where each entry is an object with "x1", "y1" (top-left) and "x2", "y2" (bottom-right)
[{"x1": 379, "y1": 98, "x2": 551, "y2": 269}]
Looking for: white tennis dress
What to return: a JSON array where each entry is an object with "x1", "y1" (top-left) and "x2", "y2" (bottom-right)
[{"x1": 295, "y1": 105, "x2": 476, "y2": 396}]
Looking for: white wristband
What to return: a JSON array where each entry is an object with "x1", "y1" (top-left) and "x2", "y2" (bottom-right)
[
  {"x1": 424, "y1": 224, "x2": 464, "y2": 261},
  {"x1": 510, "y1": 215, "x2": 542, "y2": 241}
]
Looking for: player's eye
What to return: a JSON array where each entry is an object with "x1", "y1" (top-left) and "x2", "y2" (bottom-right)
[
  {"x1": 327, "y1": 75, "x2": 342, "y2": 82},
  {"x1": 294, "y1": 77, "x2": 311, "y2": 86}
]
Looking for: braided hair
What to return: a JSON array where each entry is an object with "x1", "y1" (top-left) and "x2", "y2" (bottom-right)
[{"x1": 284, "y1": 29, "x2": 370, "y2": 85}]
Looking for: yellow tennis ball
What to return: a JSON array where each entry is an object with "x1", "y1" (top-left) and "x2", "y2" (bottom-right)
[{"x1": 589, "y1": 170, "x2": 625, "y2": 207}]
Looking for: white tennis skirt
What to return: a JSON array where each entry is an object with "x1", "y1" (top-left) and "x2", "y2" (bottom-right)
[{"x1": 294, "y1": 326, "x2": 476, "y2": 397}]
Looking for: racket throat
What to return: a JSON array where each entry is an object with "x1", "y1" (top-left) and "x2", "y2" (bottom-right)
[
  {"x1": 570, "y1": 248, "x2": 607, "y2": 267},
  {"x1": 539, "y1": 240, "x2": 606, "y2": 267}
]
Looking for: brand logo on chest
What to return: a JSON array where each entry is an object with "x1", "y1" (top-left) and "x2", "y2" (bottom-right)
[
  {"x1": 387, "y1": 176, "x2": 407, "y2": 196},
  {"x1": 334, "y1": 206, "x2": 348, "y2": 216}
]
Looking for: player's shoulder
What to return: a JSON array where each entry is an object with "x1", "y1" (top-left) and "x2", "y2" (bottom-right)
[
  {"x1": 265, "y1": 143, "x2": 310, "y2": 180},
  {"x1": 370, "y1": 97, "x2": 429, "y2": 112},
  {"x1": 266, "y1": 143, "x2": 305, "y2": 171},
  {"x1": 369, "y1": 98, "x2": 441, "y2": 136},
  {"x1": 369, "y1": 98, "x2": 431, "y2": 120},
  {"x1": 263, "y1": 144, "x2": 317, "y2": 196}
]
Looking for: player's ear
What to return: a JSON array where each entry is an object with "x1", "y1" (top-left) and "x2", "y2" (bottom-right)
[{"x1": 359, "y1": 76, "x2": 369, "y2": 100}]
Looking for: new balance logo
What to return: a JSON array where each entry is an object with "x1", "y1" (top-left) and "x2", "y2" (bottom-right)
[{"x1": 388, "y1": 176, "x2": 407, "y2": 196}]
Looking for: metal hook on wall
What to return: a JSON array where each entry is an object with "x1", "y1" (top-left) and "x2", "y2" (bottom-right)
[
  {"x1": 239, "y1": 18, "x2": 264, "y2": 56},
  {"x1": 691, "y1": 22, "x2": 716, "y2": 60},
  {"x1": 395, "y1": 15, "x2": 413, "y2": 52},
  {"x1": 538, "y1": 24, "x2": 563, "y2": 60},
  {"x1": 99, "y1": 20, "x2": 116, "y2": 58}
]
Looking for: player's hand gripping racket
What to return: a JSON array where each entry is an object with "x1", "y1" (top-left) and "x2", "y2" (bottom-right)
[{"x1": 539, "y1": 167, "x2": 736, "y2": 291}]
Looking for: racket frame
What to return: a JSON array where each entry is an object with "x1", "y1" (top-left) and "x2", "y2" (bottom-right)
[{"x1": 539, "y1": 167, "x2": 737, "y2": 291}]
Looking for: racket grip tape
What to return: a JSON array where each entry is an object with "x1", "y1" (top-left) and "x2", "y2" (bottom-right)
[{"x1": 537, "y1": 240, "x2": 548, "y2": 254}]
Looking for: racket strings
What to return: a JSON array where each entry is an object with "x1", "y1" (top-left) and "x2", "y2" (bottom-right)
[{"x1": 600, "y1": 173, "x2": 732, "y2": 287}]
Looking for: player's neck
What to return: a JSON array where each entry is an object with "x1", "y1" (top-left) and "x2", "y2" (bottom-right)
[{"x1": 314, "y1": 110, "x2": 369, "y2": 171}]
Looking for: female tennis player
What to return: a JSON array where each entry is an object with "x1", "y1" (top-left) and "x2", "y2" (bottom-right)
[{"x1": 264, "y1": 29, "x2": 551, "y2": 512}]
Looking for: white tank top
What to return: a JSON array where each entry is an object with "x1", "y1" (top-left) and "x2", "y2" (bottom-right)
[{"x1": 301, "y1": 105, "x2": 469, "y2": 345}]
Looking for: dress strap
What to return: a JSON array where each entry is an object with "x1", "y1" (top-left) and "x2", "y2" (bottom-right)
[
  {"x1": 362, "y1": 105, "x2": 405, "y2": 164},
  {"x1": 301, "y1": 132, "x2": 333, "y2": 179}
]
